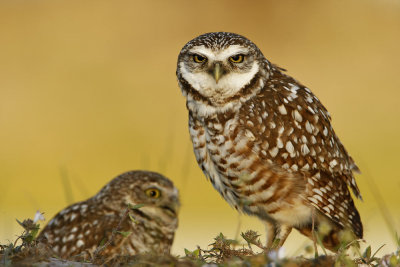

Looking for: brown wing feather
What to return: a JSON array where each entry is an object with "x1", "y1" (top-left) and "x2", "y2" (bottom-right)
[
  {"x1": 38, "y1": 201, "x2": 127, "y2": 258},
  {"x1": 261, "y1": 66, "x2": 361, "y2": 198},
  {"x1": 248, "y1": 65, "x2": 362, "y2": 235}
]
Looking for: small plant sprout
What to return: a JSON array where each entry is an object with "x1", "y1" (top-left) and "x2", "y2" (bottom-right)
[
  {"x1": 15, "y1": 211, "x2": 45, "y2": 246},
  {"x1": 33, "y1": 211, "x2": 45, "y2": 224},
  {"x1": 241, "y1": 230, "x2": 264, "y2": 250},
  {"x1": 184, "y1": 248, "x2": 200, "y2": 259}
]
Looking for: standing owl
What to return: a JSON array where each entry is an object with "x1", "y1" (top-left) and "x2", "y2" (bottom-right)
[
  {"x1": 176, "y1": 32, "x2": 362, "y2": 250},
  {"x1": 38, "y1": 170, "x2": 180, "y2": 259}
]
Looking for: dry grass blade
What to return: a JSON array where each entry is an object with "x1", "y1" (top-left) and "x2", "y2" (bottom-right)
[
  {"x1": 59, "y1": 166, "x2": 74, "y2": 205},
  {"x1": 364, "y1": 170, "x2": 398, "y2": 245}
]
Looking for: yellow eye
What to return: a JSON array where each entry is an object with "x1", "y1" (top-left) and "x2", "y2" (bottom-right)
[
  {"x1": 145, "y1": 188, "x2": 161, "y2": 198},
  {"x1": 229, "y1": 54, "x2": 244, "y2": 63},
  {"x1": 193, "y1": 54, "x2": 207, "y2": 63}
]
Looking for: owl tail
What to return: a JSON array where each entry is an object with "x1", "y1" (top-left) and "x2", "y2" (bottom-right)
[{"x1": 295, "y1": 217, "x2": 360, "y2": 252}]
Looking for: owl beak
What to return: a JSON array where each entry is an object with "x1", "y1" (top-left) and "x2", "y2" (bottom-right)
[
  {"x1": 213, "y1": 63, "x2": 223, "y2": 84},
  {"x1": 161, "y1": 202, "x2": 179, "y2": 216},
  {"x1": 161, "y1": 196, "x2": 180, "y2": 217}
]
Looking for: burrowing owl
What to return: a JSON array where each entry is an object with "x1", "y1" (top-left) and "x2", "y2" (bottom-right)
[
  {"x1": 38, "y1": 170, "x2": 180, "y2": 259},
  {"x1": 176, "y1": 32, "x2": 362, "y2": 250}
]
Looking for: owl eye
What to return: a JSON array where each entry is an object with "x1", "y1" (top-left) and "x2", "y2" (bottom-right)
[
  {"x1": 145, "y1": 188, "x2": 161, "y2": 198},
  {"x1": 193, "y1": 54, "x2": 207, "y2": 63},
  {"x1": 229, "y1": 54, "x2": 244, "y2": 63}
]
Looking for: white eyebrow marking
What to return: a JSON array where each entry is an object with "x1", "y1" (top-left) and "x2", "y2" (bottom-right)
[{"x1": 189, "y1": 45, "x2": 250, "y2": 61}]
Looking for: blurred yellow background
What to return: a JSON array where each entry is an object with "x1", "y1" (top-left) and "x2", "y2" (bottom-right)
[{"x1": 1, "y1": 0, "x2": 399, "y2": 256}]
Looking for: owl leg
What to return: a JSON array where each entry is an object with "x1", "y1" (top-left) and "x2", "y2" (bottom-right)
[
  {"x1": 272, "y1": 224, "x2": 292, "y2": 248},
  {"x1": 265, "y1": 221, "x2": 292, "y2": 249},
  {"x1": 264, "y1": 220, "x2": 276, "y2": 248},
  {"x1": 311, "y1": 207, "x2": 319, "y2": 256}
]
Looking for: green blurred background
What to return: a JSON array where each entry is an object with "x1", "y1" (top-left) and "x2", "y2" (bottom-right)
[{"x1": 1, "y1": 0, "x2": 399, "y2": 256}]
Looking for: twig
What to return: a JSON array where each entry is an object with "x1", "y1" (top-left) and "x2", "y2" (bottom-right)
[
  {"x1": 311, "y1": 207, "x2": 318, "y2": 257},
  {"x1": 92, "y1": 207, "x2": 130, "y2": 259}
]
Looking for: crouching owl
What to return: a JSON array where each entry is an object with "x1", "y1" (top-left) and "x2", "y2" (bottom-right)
[{"x1": 38, "y1": 170, "x2": 180, "y2": 259}]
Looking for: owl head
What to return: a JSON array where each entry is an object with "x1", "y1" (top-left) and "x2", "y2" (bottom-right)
[
  {"x1": 177, "y1": 32, "x2": 269, "y2": 115},
  {"x1": 95, "y1": 170, "x2": 180, "y2": 226}
]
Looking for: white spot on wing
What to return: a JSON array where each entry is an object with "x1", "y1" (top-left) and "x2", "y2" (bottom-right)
[
  {"x1": 269, "y1": 147, "x2": 279, "y2": 157},
  {"x1": 70, "y1": 213, "x2": 77, "y2": 221},
  {"x1": 309, "y1": 197, "x2": 319, "y2": 205},
  {"x1": 262, "y1": 111, "x2": 268, "y2": 119},
  {"x1": 311, "y1": 136, "x2": 317, "y2": 144},
  {"x1": 301, "y1": 144, "x2": 310, "y2": 155},
  {"x1": 305, "y1": 121, "x2": 313, "y2": 134},
  {"x1": 278, "y1": 105, "x2": 287, "y2": 115},
  {"x1": 313, "y1": 194, "x2": 323, "y2": 202},
  {"x1": 329, "y1": 159, "x2": 338, "y2": 168},
  {"x1": 285, "y1": 141, "x2": 294, "y2": 154},
  {"x1": 76, "y1": 240, "x2": 85, "y2": 248},
  {"x1": 244, "y1": 129, "x2": 255, "y2": 140},
  {"x1": 293, "y1": 110, "x2": 303, "y2": 122},
  {"x1": 67, "y1": 234, "x2": 75, "y2": 241},
  {"x1": 277, "y1": 138, "x2": 283, "y2": 148},
  {"x1": 269, "y1": 121, "x2": 276, "y2": 129},
  {"x1": 312, "y1": 188, "x2": 323, "y2": 196},
  {"x1": 323, "y1": 127, "x2": 328, "y2": 136},
  {"x1": 301, "y1": 163, "x2": 310, "y2": 171},
  {"x1": 323, "y1": 206, "x2": 331, "y2": 214}
]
